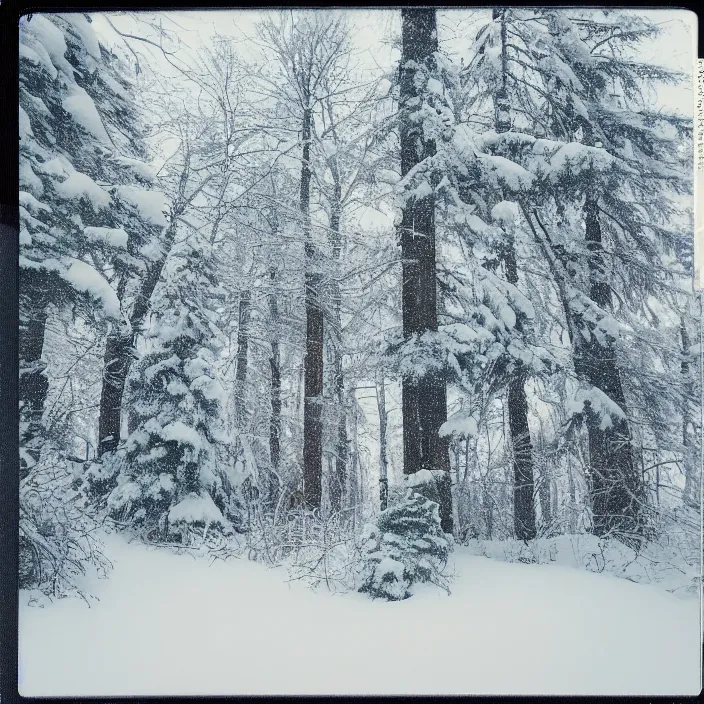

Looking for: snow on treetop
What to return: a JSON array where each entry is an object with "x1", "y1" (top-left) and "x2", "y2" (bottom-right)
[
  {"x1": 426, "y1": 77, "x2": 443, "y2": 96},
  {"x1": 477, "y1": 153, "x2": 535, "y2": 193},
  {"x1": 115, "y1": 186, "x2": 169, "y2": 228},
  {"x1": 84, "y1": 226, "x2": 128, "y2": 249},
  {"x1": 61, "y1": 13, "x2": 101, "y2": 67},
  {"x1": 19, "y1": 106, "x2": 34, "y2": 140},
  {"x1": 159, "y1": 421, "x2": 202, "y2": 450},
  {"x1": 19, "y1": 191, "x2": 52, "y2": 216},
  {"x1": 566, "y1": 386, "x2": 627, "y2": 430},
  {"x1": 168, "y1": 491, "x2": 226, "y2": 526},
  {"x1": 111, "y1": 156, "x2": 157, "y2": 184},
  {"x1": 490, "y1": 200, "x2": 520, "y2": 227},
  {"x1": 63, "y1": 85, "x2": 112, "y2": 146},
  {"x1": 19, "y1": 39, "x2": 57, "y2": 80},
  {"x1": 53, "y1": 165, "x2": 111, "y2": 211},
  {"x1": 62, "y1": 259, "x2": 120, "y2": 317},
  {"x1": 21, "y1": 14, "x2": 73, "y2": 80},
  {"x1": 100, "y1": 72, "x2": 129, "y2": 101}
]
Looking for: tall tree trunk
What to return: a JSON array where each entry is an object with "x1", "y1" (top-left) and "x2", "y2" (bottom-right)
[
  {"x1": 329, "y1": 193, "x2": 347, "y2": 514},
  {"x1": 567, "y1": 459, "x2": 577, "y2": 533},
  {"x1": 507, "y1": 368, "x2": 537, "y2": 540},
  {"x1": 399, "y1": 8, "x2": 452, "y2": 533},
  {"x1": 537, "y1": 433, "x2": 552, "y2": 535},
  {"x1": 491, "y1": 7, "x2": 537, "y2": 541},
  {"x1": 97, "y1": 218, "x2": 179, "y2": 456},
  {"x1": 376, "y1": 373, "x2": 389, "y2": 511},
  {"x1": 301, "y1": 102, "x2": 324, "y2": 510},
  {"x1": 503, "y1": 239, "x2": 537, "y2": 540},
  {"x1": 581, "y1": 194, "x2": 642, "y2": 537},
  {"x1": 268, "y1": 267, "x2": 281, "y2": 509},
  {"x1": 19, "y1": 282, "x2": 49, "y2": 475},
  {"x1": 234, "y1": 289, "x2": 251, "y2": 430},
  {"x1": 523, "y1": 204, "x2": 643, "y2": 538}
]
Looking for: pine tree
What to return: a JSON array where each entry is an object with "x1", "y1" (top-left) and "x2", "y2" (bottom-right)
[
  {"x1": 19, "y1": 13, "x2": 165, "y2": 471},
  {"x1": 359, "y1": 483, "x2": 452, "y2": 601},
  {"x1": 462, "y1": 8, "x2": 692, "y2": 539},
  {"x1": 97, "y1": 235, "x2": 240, "y2": 540}
]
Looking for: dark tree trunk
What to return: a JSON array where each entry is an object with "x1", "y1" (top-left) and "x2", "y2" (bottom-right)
[
  {"x1": 19, "y1": 288, "x2": 49, "y2": 474},
  {"x1": 301, "y1": 102, "x2": 324, "y2": 510},
  {"x1": 490, "y1": 6, "x2": 536, "y2": 541},
  {"x1": 503, "y1": 229, "x2": 537, "y2": 541},
  {"x1": 234, "y1": 289, "x2": 251, "y2": 430},
  {"x1": 376, "y1": 374, "x2": 389, "y2": 511},
  {"x1": 98, "y1": 219, "x2": 179, "y2": 456},
  {"x1": 567, "y1": 460, "x2": 578, "y2": 533},
  {"x1": 97, "y1": 333, "x2": 133, "y2": 456},
  {"x1": 524, "y1": 205, "x2": 643, "y2": 539},
  {"x1": 329, "y1": 198, "x2": 347, "y2": 514},
  {"x1": 268, "y1": 267, "x2": 281, "y2": 508},
  {"x1": 399, "y1": 8, "x2": 452, "y2": 533},
  {"x1": 581, "y1": 196, "x2": 642, "y2": 537},
  {"x1": 507, "y1": 368, "x2": 537, "y2": 540}
]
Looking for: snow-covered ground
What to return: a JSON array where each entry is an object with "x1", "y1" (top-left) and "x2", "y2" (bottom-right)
[{"x1": 19, "y1": 532, "x2": 701, "y2": 696}]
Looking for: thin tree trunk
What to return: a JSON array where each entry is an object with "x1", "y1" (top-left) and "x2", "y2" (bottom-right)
[
  {"x1": 567, "y1": 459, "x2": 577, "y2": 533},
  {"x1": 376, "y1": 373, "x2": 389, "y2": 511},
  {"x1": 329, "y1": 193, "x2": 347, "y2": 514},
  {"x1": 349, "y1": 388, "x2": 359, "y2": 516},
  {"x1": 301, "y1": 101, "x2": 324, "y2": 510},
  {"x1": 399, "y1": 8, "x2": 452, "y2": 533},
  {"x1": 268, "y1": 267, "x2": 281, "y2": 509},
  {"x1": 536, "y1": 424, "x2": 551, "y2": 534},
  {"x1": 234, "y1": 290, "x2": 251, "y2": 430}
]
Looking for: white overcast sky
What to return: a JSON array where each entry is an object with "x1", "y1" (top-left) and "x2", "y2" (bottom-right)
[
  {"x1": 90, "y1": 8, "x2": 696, "y2": 115},
  {"x1": 85, "y1": 8, "x2": 696, "y2": 242}
]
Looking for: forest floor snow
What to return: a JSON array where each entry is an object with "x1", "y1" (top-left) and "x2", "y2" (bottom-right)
[{"x1": 19, "y1": 531, "x2": 701, "y2": 696}]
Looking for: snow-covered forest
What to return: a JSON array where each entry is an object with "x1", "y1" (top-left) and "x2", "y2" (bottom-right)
[{"x1": 18, "y1": 8, "x2": 701, "y2": 696}]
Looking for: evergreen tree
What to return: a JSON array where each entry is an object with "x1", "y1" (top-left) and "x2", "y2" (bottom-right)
[
  {"x1": 359, "y1": 478, "x2": 452, "y2": 601},
  {"x1": 97, "y1": 235, "x2": 241, "y2": 540},
  {"x1": 19, "y1": 13, "x2": 163, "y2": 471},
  {"x1": 460, "y1": 8, "x2": 692, "y2": 539}
]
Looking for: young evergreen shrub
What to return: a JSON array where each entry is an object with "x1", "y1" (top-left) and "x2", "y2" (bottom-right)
[{"x1": 359, "y1": 488, "x2": 452, "y2": 601}]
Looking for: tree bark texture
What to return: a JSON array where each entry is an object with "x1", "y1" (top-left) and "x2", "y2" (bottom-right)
[
  {"x1": 329, "y1": 197, "x2": 348, "y2": 514},
  {"x1": 399, "y1": 8, "x2": 452, "y2": 533},
  {"x1": 580, "y1": 196, "x2": 643, "y2": 537},
  {"x1": 301, "y1": 103, "x2": 324, "y2": 510},
  {"x1": 234, "y1": 289, "x2": 251, "y2": 430},
  {"x1": 502, "y1": 225, "x2": 537, "y2": 541},
  {"x1": 492, "y1": 7, "x2": 537, "y2": 541},
  {"x1": 268, "y1": 267, "x2": 281, "y2": 508}
]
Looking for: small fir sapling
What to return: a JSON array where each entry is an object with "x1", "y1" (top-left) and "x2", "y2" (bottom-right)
[{"x1": 359, "y1": 471, "x2": 453, "y2": 601}]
